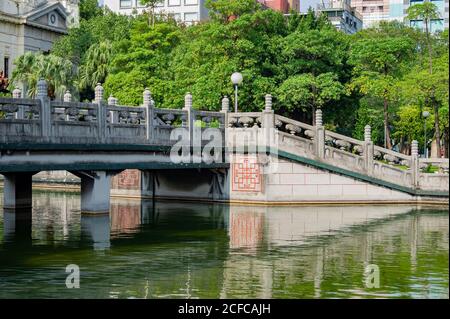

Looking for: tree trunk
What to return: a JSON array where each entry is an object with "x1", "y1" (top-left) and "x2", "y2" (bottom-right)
[
  {"x1": 433, "y1": 101, "x2": 442, "y2": 157},
  {"x1": 312, "y1": 105, "x2": 316, "y2": 126},
  {"x1": 425, "y1": 18, "x2": 441, "y2": 157},
  {"x1": 383, "y1": 97, "x2": 392, "y2": 149},
  {"x1": 425, "y1": 18, "x2": 433, "y2": 75}
]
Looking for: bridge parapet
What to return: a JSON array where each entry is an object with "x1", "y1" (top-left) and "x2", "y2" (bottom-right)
[
  {"x1": 225, "y1": 106, "x2": 448, "y2": 194},
  {"x1": 0, "y1": 81, "x2": 225, "y2": 146}
]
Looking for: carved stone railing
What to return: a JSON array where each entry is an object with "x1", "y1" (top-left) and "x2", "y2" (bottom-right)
[
  {"x1": 0, "y1": 81, "x2": 224, "y2": 147},
  {"x1": 226, "y1": 97, "x2": 448, "y2": 193},
  {"x1": 0, "y1": 97, "x2": 42, "y2": 143},
  {"x1": 274, "y1": 115, "x2": 315, "y2": 158}
]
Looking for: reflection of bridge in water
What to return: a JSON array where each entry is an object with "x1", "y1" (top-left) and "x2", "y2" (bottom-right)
[{"x1": 0, "y1": 192, "x2": 447, "y2": 298}]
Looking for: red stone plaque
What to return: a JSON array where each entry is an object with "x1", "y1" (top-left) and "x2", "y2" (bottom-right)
[{"x1": 232, "y1": 156, "x2": 262, "y2": 192}]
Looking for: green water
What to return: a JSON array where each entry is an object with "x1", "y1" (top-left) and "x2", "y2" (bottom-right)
[{"x1": 0, "y1": 191, "x2": 448, "y2": 299}]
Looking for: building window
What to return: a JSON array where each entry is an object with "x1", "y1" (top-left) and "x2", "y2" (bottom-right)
[
  {"x1": 120, "y1": 0, "x2": 132, "y2": 8},
  {"x1": 168, "y1": 0, "x2": 181, "y2": 6},
  {"x1": 184, "y1": 12, "x2": 198, "y2": 22},
  {"x1": 184, "y1": 0, "x2": 198, "y2": 5},
  {"x1": 4, "y1": 57, "x2": 9, "y2": 78},
  {"x1": 430, "y1": 19, "x2": 444, "y2": 32}
]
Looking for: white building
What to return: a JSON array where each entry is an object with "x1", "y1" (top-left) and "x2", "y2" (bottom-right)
[
  {"x1": 102, "y1": 0, "x2": 209, "y2": 24},
  {"x1": 0, "y1": 1, "x2": 79, "y2": 90},
  {"x1": 299, "y1": 0, "x2": 363, "y2": 33}
]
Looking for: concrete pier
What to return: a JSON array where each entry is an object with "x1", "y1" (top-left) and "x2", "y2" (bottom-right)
[
  {"x1": 72, "y1": 171, "x2": 118, "y2": 214},
  {"x1": 2, "y1": 173, "x2": 35, "y2": 210}
]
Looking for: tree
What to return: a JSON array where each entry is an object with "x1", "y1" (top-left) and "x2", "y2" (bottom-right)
[
  {"x1": 407, "y1": 1, "x2": 443, "y2": 157},
  {"x1": 348, "y1": 33, "x2": 414, "y2": 149},
  {"x1": 276, "y1": 73, "x2": 344, "y2": 125},
  {"x1": 79, "y1": 0, "x2": 103, "y2": 21},
  {"x1": 79, "y1": 41, "x2": 113, "y2": 91},
  {"x1": 205, "y1": 0, "x2": 261, "y2": 23},
  {"x1": 9, "y1": 52, "x2": 77, "y2": 99},
  {"x1": 399, "y1": 52, "x2": 449, "y2": 157},
  {"x1": 139, "y1": 0, "x2": 162, "y2": 26},
  {"x1": 280, "y1": 28, "x2": 347, "y2": 77},
  {"x1": 393, "y1": 104, "x2": 434, "y2": 154}
]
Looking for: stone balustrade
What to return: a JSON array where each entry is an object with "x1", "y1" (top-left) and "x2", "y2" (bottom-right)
[
  {"x1": 0, "y1": 81, "x2": 224, "y2": 146},
  {"x1": 224, "y1": 105, "x2": 448, "y2": 193}
]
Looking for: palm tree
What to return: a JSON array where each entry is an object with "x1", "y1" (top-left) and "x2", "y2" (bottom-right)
[
  {"x1": 79, "y1": 41, "x2": 112, "y2": 91},
  {"x1": 9, "y1": 52, "x2": 77, "y2": 99},
  {"x1": 407, "y1": 1, "x2": 442, "y2": 157}
]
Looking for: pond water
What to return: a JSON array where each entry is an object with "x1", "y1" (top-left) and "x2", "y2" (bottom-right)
[{"x1": 0, "y1": 191, "x2": 448, "y2": 299}]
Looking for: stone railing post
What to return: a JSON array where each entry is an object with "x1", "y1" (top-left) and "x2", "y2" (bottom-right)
[
  {"x1": 411, "y1": 140, "x2": 420, "y2": 188},
  {"x1": 63, "y1": 90, "x2": 73, "y2": 121},
  {"x1": 12, "y1": 88, "x2": 24, "y2": 119},
  {"x1": 184, "y1": 92, "x2": 195, "y2": 147},
  {"x1": 108, "y1": 95, "x2": 118, "y2": 124},
  {"x1": 63, "y1": 90, "x2": 72, "y2": 102},
  {"x1": 12, "y1": 88, "x2": 21, "y2": 99},
  {"x1": 262, "y1": 94, "x2": 275, "y2": 150},
  {"x1": 221, "y1": 96, "x2": 229, "y2": 150},
  {"x1": 95, "y1": 83, "x2": 106, "y2": 142},
  {"x1": 364, "y1": 125, "x2": 374, "y2": 175},
  {"x1": 143, "y1": 88, "x2": 153, "y2": 142},
  {"x1": 220, "y1": 96, "x2": 229, "y2": 129},
  {"x1": 36, "y1": 78, "x2": 51, "y2": 140},
  {"x1": 315, "y1": 109, "x2": 325, "y2": 159}
]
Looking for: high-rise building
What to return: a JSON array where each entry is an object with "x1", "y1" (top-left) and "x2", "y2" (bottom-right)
[
  {"x1": 102, "y1": 0, "x2": 209, "y2": 24},
  {"x1": 288, "y1": 0, "x2": 300, "y2": 11},
  {"x1": 257, "y1": 0, "x2": 290, "y2": 13},
  {"x1": 299, "y1": 0, "x2": 363, "y2": 33},
  {"x1": 351, "y1": 0, "x2": 449, "y2": 30}
]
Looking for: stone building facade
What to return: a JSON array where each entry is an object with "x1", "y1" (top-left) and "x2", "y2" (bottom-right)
[{"x1": 0, "y1": 1, "x2": 78, "y2": 89}]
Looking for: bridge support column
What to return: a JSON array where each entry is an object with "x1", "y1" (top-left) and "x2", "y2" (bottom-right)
[
  {"x1": 3, "y1": 173, "x2": 35, "y2": 210},
  {"x1": 72, "y1": 171, "x2": 118, "y2": 214}
]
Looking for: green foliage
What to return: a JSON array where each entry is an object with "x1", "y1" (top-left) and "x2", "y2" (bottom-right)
[
  {"x1": 407, "y1": 2, "x2": 440, "y2": 24},
  {"x1": 392, "y1": 104, "x2": 433, "y2": 149},
  {"x1": 79, "y1": 41, "x2": 113, "y2": 91},
  {"x1": 353, "y1": 98, "x2": 384, "y2": 144},
  {"x1": 276, "y1": 73, "x2": 344, "y2": 113},
  {"x1": 9, "y1": 52, "x2": 77, "y2": 99},
  {"x1": 205, "y1": 0, "x2": 261, "y2": 22},
  {"x1": 79, "y1": 0, "x2": 103, "y2": 21}
]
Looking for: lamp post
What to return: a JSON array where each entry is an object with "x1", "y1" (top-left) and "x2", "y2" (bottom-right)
[
  {"x1": 423, "y1": 111, "x2": 430, "y2": 158},
  {"x1": 231, "y1": 72, "x2": 243, "y2": 113}
]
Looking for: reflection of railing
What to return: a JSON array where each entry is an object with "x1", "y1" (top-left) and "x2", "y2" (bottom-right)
[
  {"x1": 0, "y1": 81, "x2": 225, "y2": 146},
  {"x1": 226, "y1": 95, "x2": 448, "y2": 193}
]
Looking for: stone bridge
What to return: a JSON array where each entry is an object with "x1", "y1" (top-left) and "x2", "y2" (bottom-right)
[{"x1": 0, "y1": 80, "x2": 448, "y2": 213}]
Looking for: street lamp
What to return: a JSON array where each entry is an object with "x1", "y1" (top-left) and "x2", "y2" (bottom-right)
[
  {"x1": 231, "y1": 72, "x2": 243, "y2": 113},
  {"x1": 423, "y1": 111, "x2": 430, "y2": 158}
]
